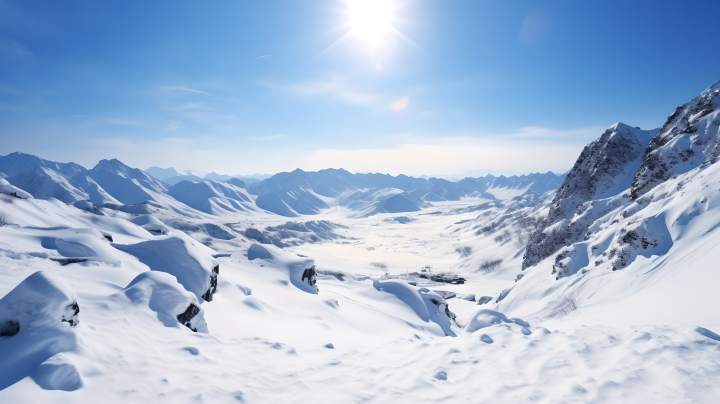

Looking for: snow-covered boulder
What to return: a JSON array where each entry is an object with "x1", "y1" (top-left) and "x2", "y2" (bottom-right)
[
  {"x1": 631, "y1": 79, "x2": 720, "y2": 199},
  {"x1": 246, "y1": 244, "x2": 317, "y2": 293},
  {"x1": 0, "y1": 178, "x2": 33, "y2": 199},
  {"x1": 373, "y1": 280, "x2": 458, "y2": 336},
  {"x1": 113, "y1": 236, "x2": 220, "y2": 302},
  {"x1": 114, "y1": 271, "x2": 209, "y2": 333},
  {"x1": 0, "y1": 271, "x2": 81, "y2": 390},
  {"x1": 130, "y1": 214, "x2": 170, "y2": 235},
  {"x1": 51, "y1": 228, "x2": 121, "y2": 265}
]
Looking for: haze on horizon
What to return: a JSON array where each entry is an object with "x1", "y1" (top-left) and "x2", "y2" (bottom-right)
[{"x1": 1, "y1": 0, "x2": 719, "y2": 176}]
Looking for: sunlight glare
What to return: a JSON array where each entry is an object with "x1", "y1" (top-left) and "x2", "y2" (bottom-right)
[{"x1": 348, "y1": 0, "x2": 394, "y2": 47}]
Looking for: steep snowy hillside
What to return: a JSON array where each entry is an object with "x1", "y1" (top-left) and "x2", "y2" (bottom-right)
[
  {"x1": 503, "y1": 79, "x2": 720, "y2": 329},
  {"x1": 168, "y1": 180, "x2": 259, "y2": 215},
  {"x1": 523, "y1": 123, "x2": 658, "y2": 269}
]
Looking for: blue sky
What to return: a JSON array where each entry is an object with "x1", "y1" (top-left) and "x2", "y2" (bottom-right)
[{"x1": 1, "y1": 0, "x2": 719, "y2": 176}]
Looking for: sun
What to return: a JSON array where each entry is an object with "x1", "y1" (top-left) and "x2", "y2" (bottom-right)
[{"x1": 347, "y1": 0, "x2": 395, "y2": 47}]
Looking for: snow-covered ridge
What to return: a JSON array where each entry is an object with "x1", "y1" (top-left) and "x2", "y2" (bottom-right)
[
  {"x1": 522, "y1": 123, "x2": 658, "y2": 269},
  {"x1": 631, "y1": 79, "x2": 720, "y2": 199}
]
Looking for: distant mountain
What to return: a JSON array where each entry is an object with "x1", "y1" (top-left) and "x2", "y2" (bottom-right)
[
  {"x1": 0, "y1": 152, "x2": 568, "y2": 219},
  {"x1": 168, "y1": 180, "x2": 259, "y2": 215},
  {"x1": 145, "y1": 166, "x2": 184, "y2": 180},
  {"x1": 144, "y1": 166, "x2": 272, "y2": 184},
  {"x1": 162, "y1": 174, "x2": 205, "y2": 186}
]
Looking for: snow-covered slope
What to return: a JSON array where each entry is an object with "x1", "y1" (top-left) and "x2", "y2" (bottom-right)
[
  {"x1": 8, "y1": 167, "x2": 89, "y2": 204},
  {"x1": 337, "y1": 187, "x2": 430, "y2": 217},
  {"x1": 523, "y1": 123, "x2": 658, "y2": 269},
  {"x1": 631, "y1": 79, "x2": 720, "y2": 199},
  {"x1": 168, "y1": 180, "x2": 258, "y2": 215}
]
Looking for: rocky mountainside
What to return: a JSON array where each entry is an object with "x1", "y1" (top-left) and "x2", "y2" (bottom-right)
[
  {"x1": 631, "y1": 79, "x2": 720, "y2": 199},
  {"x1": 522, "y1": 123, "x2": 658, "y2": 269},
  {"x1": 503, "y1": 78, "x2": 720, "y2": 323}
]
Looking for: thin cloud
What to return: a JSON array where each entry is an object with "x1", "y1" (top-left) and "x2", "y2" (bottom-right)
[
  {"x1": 165, "y1": 86, "x2": 211, "y2": 96},
  {"x1": 256, "y1": 55, "x2": 270, "y2": 59},
  {"x1": 0, "y1": 39, "x2": 32, "y2": 57},
  {"x1": 165, "y1": 121, "x2": 184, "y2": 131},
  {"x1": 263, "y1": 74, "x2": 376, "y2": 105}
]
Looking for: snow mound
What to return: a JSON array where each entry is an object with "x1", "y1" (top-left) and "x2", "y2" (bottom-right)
[
  {"x1": 0, "y1": 271, "x2": 81, "y2": 390},
  {"x1": 464, "y1": 309, "x2": 529, "y2": 333},
  {"x1": 30, "y1": 353, "x2": 83, "y2": 391},
  {"x1": 248, "y1": 243, "x2": 272, "y2": 260},
  {"x1": 245, "y1": 244, "x2": 317, "y2": 294},
  {"x1": 53, "y1": 228, "x2": 121, "y2": 265},
  {"x1": 130, "y1": 214, "x2": 169, "y2": 235},
  {"x1": 114, "y1": 271, "x2": 208, "y2": 333},
  {"x1": 0, "y1": 178, "x2": 32, "y2": 199},
  {"x1": 112, "y1": 236, "x2": 220, "y2": 302},
  {"x1": 373, "y1": 280, "x2": 458, "y2": 336}
]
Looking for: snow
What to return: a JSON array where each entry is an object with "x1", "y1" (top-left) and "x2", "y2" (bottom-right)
[
  {"x1": 112, "y1": 236, "x2": 220, "y2": 302},
  {"x1": 0, "y1": 271, "x2": 80, "y2": 390},
  {"x1": 3, "y1": 80, "x2": 720, "y2": 402},
  {"x1": 0, "y1": 178, "x2": 32, "y2": 199}
]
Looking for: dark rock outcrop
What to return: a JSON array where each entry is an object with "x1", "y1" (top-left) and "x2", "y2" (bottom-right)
[
  {"x1": 522, "y1": 123, "x2": 657, "y2": 270},
  {"x1": 301, "y1": 265, "x2": 317, "y2": 288},
  {"x1": 176, "y1": 304, "x2": 201, "y2": 332},
  {"x1": 631, "y1": 79, "x2": 720, "y2": 199}
]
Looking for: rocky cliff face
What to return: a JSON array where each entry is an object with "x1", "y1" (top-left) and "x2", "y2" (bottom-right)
[
  {"x1": 522, "y1": 123, "x2": 657, "y2": 269},
  {"x1": 631, "y1": 80, "x2": 720, "y2": 199}
]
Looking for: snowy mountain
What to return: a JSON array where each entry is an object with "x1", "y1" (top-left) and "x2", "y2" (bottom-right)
[
  {"x1": 3, "y1": 79, "x2": 720, "y2": 403},
  {"x1": 168, "y1": 180, "x2": 259, "y2": 215},
  {"x1": 144, "y1": 166, "x2": 185, "y2": 180},
  {"x1": 631, "y1": 79, "x2": 720, "y2": 199},
  {"x1": 523, "y1": 123, "x2": 658, "y2": 269},
  {"x1": 502, "y1": 78, "x2": 720, "y2": 330}
]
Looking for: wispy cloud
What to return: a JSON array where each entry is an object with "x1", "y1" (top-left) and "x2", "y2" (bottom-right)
[
  {"x1": 165, "y1": 121, "x2": 184, "y2": 131},
  {"x1": 256, "y1": 55, "x2": 270, "y2": 59},
  {"x1": 164, "y1": 86, "x2": 211, "y2": 96},
  {"x1": 0, "y1": 39, "x2": 32, "y2": 57},
  {"x1": 264, "y1": 74, "x2": 376, "y2": 105},
  {"x1": 161, "y1": 102, "x2": 210, "y2": 111}
]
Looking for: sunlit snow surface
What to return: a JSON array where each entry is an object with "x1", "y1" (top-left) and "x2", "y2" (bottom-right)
[{"x1": 1, "y1": 173, "x2": 720, "y2": 402}]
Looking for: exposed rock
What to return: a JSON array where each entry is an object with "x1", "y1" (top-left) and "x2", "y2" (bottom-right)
[
  {"x1": 522, "y1": 123, "x2": 657, "y2": 270},
  {"x1": 176, "y1": 304, "x2": 201, "y2": 332},
  {"x1": 301, "y1": 265, "x2": 317, "y2": 288},
  {"x1": 631, "y1": 79, "x2": 720, "y2": 199},
  {"x1": 0, "y1": 320, "x2": 20, "y2": 337}
]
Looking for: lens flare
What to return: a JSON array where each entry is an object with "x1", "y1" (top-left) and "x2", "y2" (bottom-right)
[{"x1": 391, "y1": 96, "x2": 409, "y2": 110}]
